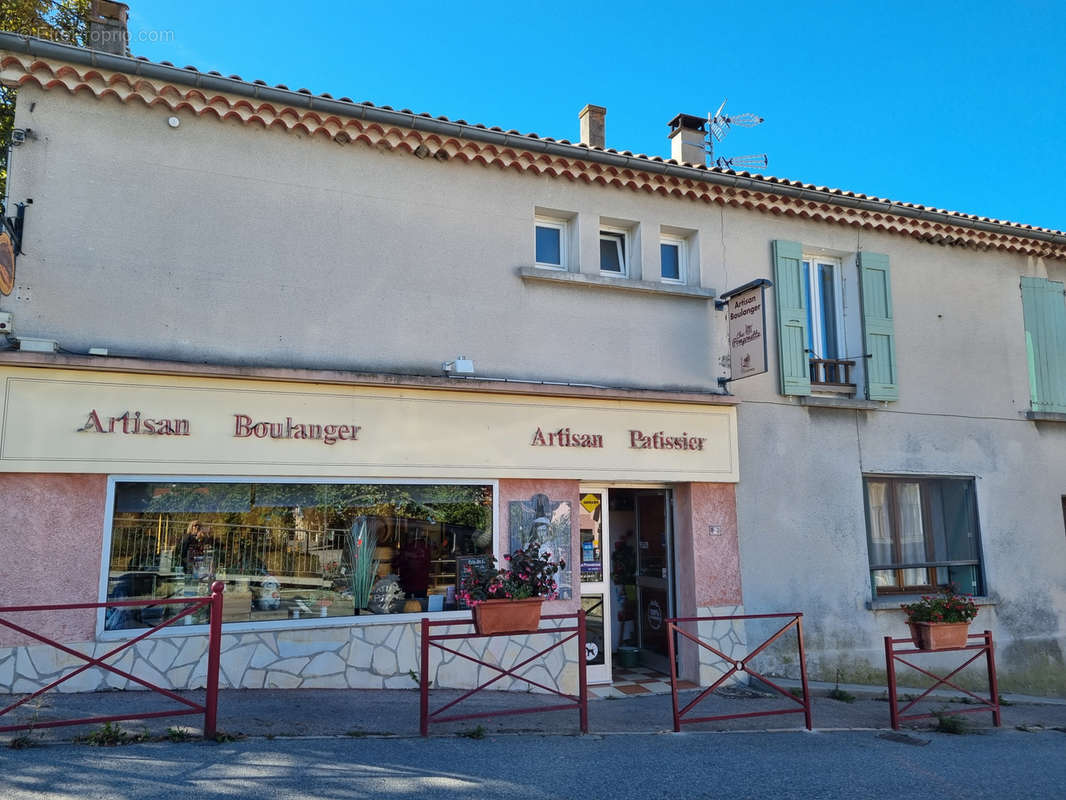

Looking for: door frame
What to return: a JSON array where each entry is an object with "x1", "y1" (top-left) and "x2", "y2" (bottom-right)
[
  {"x1": 578, "y1": 484, "x2": 677, "y2": 681},
  {"x1": 578, "y1": 485, "x2": 613, "y2": 684},
  {"x1": 632, "y1": 488, "x2": 676, "y2": 674}
]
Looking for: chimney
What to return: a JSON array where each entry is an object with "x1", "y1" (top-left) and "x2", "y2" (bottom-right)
[
  {"x1": 88, "y1": 1, "x2": 129, "y2": 56},
  {"x1": 579, "y1": 104, "x2": 606, "y2": 149},
  {"x1": 668, "y1": 113, "x2": 707, "y2": 166}
]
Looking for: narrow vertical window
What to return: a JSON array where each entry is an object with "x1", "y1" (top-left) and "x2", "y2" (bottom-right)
[
  {"x1": 599, "y1": 230, "x2": 626, "y2": 275},
  {"x1": 660, "y1": 236, "x2": 685, "y2": 283},
  {"x1": 535, "y1": 217, "x2": 566, "y2": 269}
]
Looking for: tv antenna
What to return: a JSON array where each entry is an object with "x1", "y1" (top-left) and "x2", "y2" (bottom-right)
[{"x1": 707, "y1": 99, "x2": 767, "y2": 171}]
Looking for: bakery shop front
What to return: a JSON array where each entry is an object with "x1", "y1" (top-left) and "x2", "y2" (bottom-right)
[{"x1": 0, "y1": 356, "x2": 742, "y2": 694}]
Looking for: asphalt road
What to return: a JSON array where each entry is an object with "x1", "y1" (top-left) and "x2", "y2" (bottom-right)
[{"x1": 3, "y1": 728, "x2": 1065, "y2": 800}]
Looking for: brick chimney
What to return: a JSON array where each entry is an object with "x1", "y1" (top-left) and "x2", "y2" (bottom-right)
[
  {"x1": 579, "y1": 104, "x2": 606, "y2": 149},
  {"x1": 668, "y1": 113, "x2": 707, "y2": 165},
  {"x1": 88, "y1": 1, "x2": 129, "y2": 56}
]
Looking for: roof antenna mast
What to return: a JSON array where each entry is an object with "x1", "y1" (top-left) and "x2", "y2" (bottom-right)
[{"x1": 706, "y1": 99, "x2": 767, "y2": 170}]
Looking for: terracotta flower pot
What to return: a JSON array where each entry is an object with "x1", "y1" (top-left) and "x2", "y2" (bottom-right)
[
  {"x1": 908, "y1": 621, "x2": 971, "y2": 650},
  {"x1": 473, "y1": 597, "x2": 544, "y2": 635}
]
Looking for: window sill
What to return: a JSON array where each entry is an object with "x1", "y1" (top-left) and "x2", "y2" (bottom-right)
[
  {"x1": 795, "y1": 395, "x2": 886, "y2": 410},
  {"x1": 518, "y1": 266, "x2": 716, "y2": 300},
  {"x1": 867, "y1": 596, "x2": 996, "y2": 611},
  {"x1": 1025, "y1": 410, "x2": 1066, "y2": 422}
]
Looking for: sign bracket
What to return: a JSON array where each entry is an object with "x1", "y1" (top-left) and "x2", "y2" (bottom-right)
[{"x1": 714, "y1": 278, "x2": 772, "y2": 311}]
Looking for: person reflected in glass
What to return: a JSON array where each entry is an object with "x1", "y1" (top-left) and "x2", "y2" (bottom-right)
[{"x1": 179, "y1": 520, "x2": 218, "y2": 588}]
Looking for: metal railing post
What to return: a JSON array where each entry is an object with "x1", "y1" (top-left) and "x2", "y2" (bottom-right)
[
  {"x1": 985, "y1": 630, "x2": 1001, "y2": 727},
  {"x1": 204, "y1": 580, "x2": 225, "y2": 739},
  {"x1": 420, "y1": 617, "x2": 430, "y2": 737},
  {"x1": 795, "y1": 615, "x2": 812, "y2": 730},
  {"x1": 667, "y1": 620, "x2": 681, "y2": 732},
  {"x1": 884, "y1": 636, "x2": 899, "y2": 730}
]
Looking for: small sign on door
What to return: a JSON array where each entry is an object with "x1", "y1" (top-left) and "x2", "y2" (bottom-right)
[{"x1": 580, "y1": 493, "x2": 601, "y2": 514}]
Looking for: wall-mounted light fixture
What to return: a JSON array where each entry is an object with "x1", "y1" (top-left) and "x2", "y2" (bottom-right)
[{"x1": 442, "y1": 356, "x2": 475, "y2": 375}]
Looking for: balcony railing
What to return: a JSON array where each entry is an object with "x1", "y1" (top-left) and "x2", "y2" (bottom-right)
[{"x1": 809, "y1": 358, "x2": 857, "y2": 393}]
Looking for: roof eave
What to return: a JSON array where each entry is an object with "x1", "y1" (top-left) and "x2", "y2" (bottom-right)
[{"x1": 1, "y1": 32, "x2": 1063, "y2": 249}]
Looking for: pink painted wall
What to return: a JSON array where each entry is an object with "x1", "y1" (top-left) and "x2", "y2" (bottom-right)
[
  {"x1": 497, "y1": 479, "x2": 581, "y2": 613},
  {"x1": 674, "y1": 482, "x2": 742, "y2": 615},
  {"x1": 0, "y1": 474, "x2": 107, "y2": 645}
]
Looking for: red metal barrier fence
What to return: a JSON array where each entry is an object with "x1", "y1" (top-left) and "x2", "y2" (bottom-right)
[
  {"x1": 666, "y1": 612, "x2": 812, "y2": 732},
  {"x1": 884, "y1": 630, "x2": 1000, "y2": 730},
  {"x1": 0, "y1": 581, "x2": 224, "y2": 738},
  {"x1": 420, "y1": 609, "x2": 588, "y2": 736}
]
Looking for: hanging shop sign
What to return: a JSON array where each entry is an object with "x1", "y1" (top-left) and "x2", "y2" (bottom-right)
[{"x1": 716, "y1": 278, "x2": 772, "y2": 387}]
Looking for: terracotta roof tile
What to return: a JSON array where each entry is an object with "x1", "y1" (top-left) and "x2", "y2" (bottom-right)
[{"x1": 3, "y1": 48, "x2": 1062, "y2": 248}]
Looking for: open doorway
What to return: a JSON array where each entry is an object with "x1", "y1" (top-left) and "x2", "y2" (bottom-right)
[{"x1": 579, "y1": 487, "x2": 676, "y2": 685}]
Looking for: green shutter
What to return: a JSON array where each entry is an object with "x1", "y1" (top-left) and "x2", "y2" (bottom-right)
[
  {"x1": 858, "y1": 252, "x2": 898, "y2": 401},
  {"x1": 1021, "y1": 276, "x2": 1066, "y2": 413},
  {"x1": 772, "y1": 240, "x2": 811, "y2": 396}
]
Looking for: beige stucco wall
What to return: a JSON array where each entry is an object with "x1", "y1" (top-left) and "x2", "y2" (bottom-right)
[
  {"x1": 2, "y1": 71, "x2": 1065, "y2": 695},
  {"x1": 721, "y1": 214, "x2": 1066, "y2": 694},
  {"x1": 5, "y1": 85, "x2": 725, "y2": 390}
]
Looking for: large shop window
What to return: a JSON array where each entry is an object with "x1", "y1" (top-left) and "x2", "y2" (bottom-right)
[
  {"x1": 105, "y1": 481, "x2": 494, "y2": 631},
  {"x1": 863, "y1": 476, "x2": 983, "y2": 597}
]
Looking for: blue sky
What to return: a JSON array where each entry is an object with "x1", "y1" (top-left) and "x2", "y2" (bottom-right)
[{"x1": 128, "y1": 0, "x2": 1066, "y2": 229}]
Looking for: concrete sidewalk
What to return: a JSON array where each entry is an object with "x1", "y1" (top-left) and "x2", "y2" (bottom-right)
[{"x1": 4, "y1": 680, "x2": 1066, "y2": 744}]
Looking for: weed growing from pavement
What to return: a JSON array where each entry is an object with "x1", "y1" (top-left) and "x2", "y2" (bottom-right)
[
  {"x1": 211, "y1": 731, "x2": 245, "y2": 743},
  {"x1": 164, "y1": 727, "x2": 197, "y2": 742},
  {"x1": 933, "y1": 711, "x2": 974, "y2": 735},
  {"x1": 6, "y1": 697, "x2": 47, "y2": 749},
  {"x1": 459, "y1": 725, "x2": 486, "y2": 740},
  {"x1": 828, "y1": 670, "x2": 856, "y2": 703},
  {"x1": 8, "y1": 732, "x2": 38, "y2": 749},
  {"x1": 77, "y1": 722, "x2": 150, "y2": 746}
]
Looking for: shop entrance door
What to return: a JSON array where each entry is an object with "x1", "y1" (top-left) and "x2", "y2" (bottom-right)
[
  {"x1": 634, "y1": 490, "x2": 674, "y2": 674},
  {"x1": 577, "y1": 488, "x2": 611, "y2": 684}
]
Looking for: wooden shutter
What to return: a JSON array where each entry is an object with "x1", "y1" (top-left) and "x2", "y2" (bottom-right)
[
  {"x1": 1021, "y1": 276, "x2": 1066, "y2": 413},
  {"x1": 772, "y1": 240, "x2": 810, "y2": 396},
  {"x1": 858, "y1": 252, "x2": 898, "y2": 401}
]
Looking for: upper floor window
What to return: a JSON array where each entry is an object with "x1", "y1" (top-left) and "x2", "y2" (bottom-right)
[
  {"x1": 863, "y1": 476, "x2": 983, "y2": 598},
  {"x1": 660, "y1": 235, "x2": 686, "y2": 283},
  {"x1": 772, "y1": 240, "x2": 898, "y2": 401},
  {"x1": 535, "y1": 216, "x2": 567, "y2": 269},
  {"x1": 803, "y1": 257, "x2": 843, "y2": 361},
  {"x1": 600, "y1": 229, "x2": 627, "y2": 276}
]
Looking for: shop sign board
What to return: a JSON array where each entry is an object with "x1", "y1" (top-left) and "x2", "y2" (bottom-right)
[
  {"x1": 719, "y1": 278, "x2": 771, "y2": 385},
  {"x1": 0, "y1": 365, "x2": 740, "y2": 482}
]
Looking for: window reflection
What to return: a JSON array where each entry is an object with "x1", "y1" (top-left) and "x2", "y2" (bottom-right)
[{"x1": 105, "y1": 481, "x2": 494, "y2": 630}]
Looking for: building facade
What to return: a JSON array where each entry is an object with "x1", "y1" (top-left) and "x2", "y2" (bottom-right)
[{"x1": 0, "y1": 31, "x2": 1064, "y2": 696}]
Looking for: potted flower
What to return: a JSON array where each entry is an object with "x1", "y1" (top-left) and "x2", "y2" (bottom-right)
[
  {"x1": 459, "y1": 535, "x2": 565, "y2": 635},
  {"x1": 900, "y1": 585, "x2": 978, "y2": 650}
]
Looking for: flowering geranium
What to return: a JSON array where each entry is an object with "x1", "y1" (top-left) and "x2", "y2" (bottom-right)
[
  {"x1": 458, "y1": 535, "x2": 565, "y2": 606},
  {"x1": 900, "y1": 585, "x2": 978, "y2": 624}
]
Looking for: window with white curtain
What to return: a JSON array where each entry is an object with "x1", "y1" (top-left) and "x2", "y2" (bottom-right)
[{"x1": 863, "y1": 476, "x2": 984, "y2": 597}]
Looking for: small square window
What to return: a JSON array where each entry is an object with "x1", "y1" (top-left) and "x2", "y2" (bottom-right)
[
  {"x1": 660, "y1": 237, "x2": 685, "y2": 283},
  {"x1": 600, "y1": 230, "x2": 626, "y2": 275},
  {"x1": 535, "y1": 218, "x2": 566, "y2": 269}
]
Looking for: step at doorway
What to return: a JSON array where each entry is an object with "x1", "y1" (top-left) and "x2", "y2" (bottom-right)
[{"x1": 588, "y1": 665, "x2": 698, "y2": 699}]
